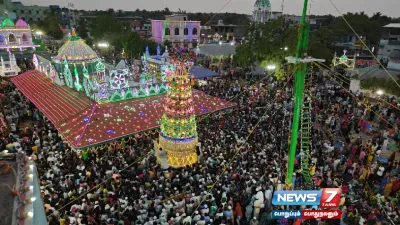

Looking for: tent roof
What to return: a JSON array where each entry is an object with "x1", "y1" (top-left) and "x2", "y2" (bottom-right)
[
  {"x1": 383, "y1": 23, "x2": 400, "y2": 28},
  {"x1": 115, "y1": 59, "x2": 129, "y2": 70},
  {"x1": 190, "y1": 66, "x2": 219, "y2": 79},
  {"x1": 389, "y1": 49, "x2": 400, "y2": 58},
  {"x1": 12, "y1": 70, "x2": 236, "y2": 148},
  {"x1": 194, "y1": 44, "x2": 236, "y2": 56}
]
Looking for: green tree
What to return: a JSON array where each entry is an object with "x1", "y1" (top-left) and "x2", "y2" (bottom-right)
[
  {"x1": 90, "y1": 12, "x2": 123, "y2": 41},
  {"x1": 233, "y1": 17, "x2": 297, "y2": 79},
  {"x1": 163, "y1": 40, "x2": 171, "y2": 48},
  {"x1": 308, "y1": 27, "x2": 334, "y2": 65},
  {"x1": 118, "y1": 32, "x2": 159, "y2": 59},
  {"x1": 37, "y1": 13, "x2": 63, "y2": 40},
  {"x1": 76, "y1": 19, "x2": 88, "y2": 39}
]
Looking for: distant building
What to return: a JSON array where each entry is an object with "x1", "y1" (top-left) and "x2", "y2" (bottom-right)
[
  {"x1": 268, "y1": 12, "x2": 302, "y2": 24},
  {"x1": 378, "y1": 23, "x2": 400, "y2": 70},
  {"x1": 200, "y1": 20, "x2": 245, "y2": 43},
  {"x1": 151, "y1": 14, "x2": 201, "y2": 47},
  {"x1": 270, "y1": 12, "x2": 282, "y2": 19},
  {"x1": 80, "y1": 15, "x2": 151, "y2": 39},
  {"x1": 0, "y1": 0, "x2": 17, "y2": 20},
  {"x1": 130, "y1": 19, "x2": 152, "y2": 39},
  {"x1": 13, "y1": 5, "x2": 50, "y2": 23},
  {"x1": 252, "y1": 0, "x2": 271, "y2": 23},
  {"x1": 0, "y1": 17, "x2": 36, "y2": 77},
  {"x1": 10, "y1": 2, "x2": 82, "y2": 29},
  {"x1": 309, "y1": 17, "x2": 331, "y2": 30}
]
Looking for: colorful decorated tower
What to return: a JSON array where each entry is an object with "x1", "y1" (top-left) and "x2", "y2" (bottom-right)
[
  {"x1": 157, "y1": 59, "x2": 198, "y2": 168},
  {"x1": 51, "y1": 28, "x2": 100, "y2": 98},
  {"x1": 252, "y1": 0, "x2": 271, "y2": 24}
]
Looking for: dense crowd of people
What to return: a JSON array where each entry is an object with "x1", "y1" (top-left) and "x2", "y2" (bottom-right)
[{"x1": 0, "y1": 67, "x2": 400, "y2": 225}]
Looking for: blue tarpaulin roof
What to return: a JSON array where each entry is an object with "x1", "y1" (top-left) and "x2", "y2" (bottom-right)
[{"x1": 190, "y1": 66, "x2": 219, "y2": 79}]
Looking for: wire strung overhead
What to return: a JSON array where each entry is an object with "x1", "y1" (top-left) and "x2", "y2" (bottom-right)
[
  {"x1": 327, "y1": 0, "x2": 400, "y2": 89},
  {"x1": 315, "y1": 61, "x2": 400, "y2": 113}
]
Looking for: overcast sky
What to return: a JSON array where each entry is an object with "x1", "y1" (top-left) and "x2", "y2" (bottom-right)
[{"x1": 19, "y1": 0, "x2": 400, "y2": 17}]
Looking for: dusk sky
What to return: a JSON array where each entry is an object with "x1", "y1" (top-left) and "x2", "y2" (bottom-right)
[{"x1": 19, "y1": 0, "x2": 400, "y2": 17}]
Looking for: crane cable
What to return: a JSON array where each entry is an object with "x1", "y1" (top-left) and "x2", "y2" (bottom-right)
[
  {"x1": 189, "y1": 76, "x2": 293, "y2": 216},
  {"x1": 315, "y1": 63, "x2": 397, "y2": 225},
  {"x1": 327, "y1": 0, "x2": 400, "y2": 89},
  {"x1": 315, "y1": 61, "x2": 400, "y2": 113},
  {"x1": 314, "y1": 62, "x2": 398, "y2": 130}
]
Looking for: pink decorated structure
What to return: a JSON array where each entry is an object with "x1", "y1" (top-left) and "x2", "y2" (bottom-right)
[{"x1": 151, "y1": 14, "x2": 200, "y2": 48}]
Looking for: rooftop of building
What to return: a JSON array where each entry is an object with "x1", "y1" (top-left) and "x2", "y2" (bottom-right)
[
  {"x1": 383, "y1": 23, "x2": 400, "y2": 28},
  {"x1": 54, "y1": 30, "x2": 99, "y2": 62},
  {"x1": 194, "y1": 43, "x2": 236, "y2": 56}
]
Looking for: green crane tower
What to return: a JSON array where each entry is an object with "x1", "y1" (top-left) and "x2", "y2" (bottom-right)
[{"x1": 285, "y1": 0, "x2": 325, "y2": 189}]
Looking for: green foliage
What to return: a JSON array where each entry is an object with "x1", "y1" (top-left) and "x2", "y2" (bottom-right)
[
  {"x1": 163, "y1": 40, "x2": 171, "y2": 48},
  {"x1": 308, "y1": 28, "x2": 334, "y2": 64},
  {"x1": 32, "y1": 38, "x2": 45, "y2": 51},
  {"x1": 361, "y1": 77, "x2": 400, "y2": 96},
  {"x1": 234, "y1": 17, "x2": 335, "y2": 79},
  {"x1": 91, "y1": 12, "x2": 123, "y2": 40},
  {"x1": 112, "y1": 32, "x2": 160, "y2": 58},
  {"x1": 84, "y1": 38, "x2": 93, "y2": 48},
  {"x1": 328, "y1": 12, "x2": 392, "y2": 45},
  {"x1": 88, "y1": 12, "x2": 161, "y2": 59},
  {"x1": 234, "y1": 17, "x2": 298, "y2": 79},
  {"x1": 37, "y1": 13, "x2": 63, "y2": 40},
  {"x1": 76, "y1": 18, "x2": 89, "y2": 39},
  {"x1": 233, "y1": 43, "x2": 255, "y2": 68}
]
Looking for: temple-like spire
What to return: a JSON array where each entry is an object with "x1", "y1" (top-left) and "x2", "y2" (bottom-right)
[
  {"x1": 71, "y1": 28, "x2": 77, "y2": 37},
  {"x1": 252, "y1": 0, "x2": 271, "y2": 24}
]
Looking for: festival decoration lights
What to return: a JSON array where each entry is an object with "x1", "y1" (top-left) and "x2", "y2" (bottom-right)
[
  {"x1": 333, "y1": 50, "x2": 355, "y2": 68},
  {"x1": 12, "y1": 70, "x2": 236, "y2": 149},
  {"x1": 74, "y1": 65, "x2": 83, "y2": 91},
  {"x1": 156, "y1": 56, "x2": 198, "y2": 168},
  {"x1": 252, "y1": 0, "x2": 272, "y2": 23},
  {"x1": 109, "y1": 69, "x2": 129, "y2": 89},
  {"x1": 33, "y1": 54, "x2": 38, "y2": 70},
  {"x1": 63, "y1": 59, "x2": 73, "y2": 88}
]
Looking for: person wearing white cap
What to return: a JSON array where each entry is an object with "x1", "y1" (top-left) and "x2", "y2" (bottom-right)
[
  {"x1": 253, "y1": 187, "x2": 264, "y2": 218},
  {"x1": 163, "y1": 200, "x2": 173, "y2": 212},
  {"x1": 174, "y1": 213, "x2": 182, "y2": 225},
  {"x1": 200, "y1": 204, "x2": 209, "y2": 216},
  {"x1": 192, "y1": 211, "x2": 201, "y2": 224},
  {"x1": 250, "y1": 217, "x2": 259, "y2": 225}
]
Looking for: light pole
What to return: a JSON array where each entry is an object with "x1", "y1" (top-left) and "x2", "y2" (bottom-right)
[
  {"x1": 97, "y1": 42, "x2": 110, "y2": 48},
  {"x1": 35, "y1": 31, "x2": 43, "y2": 39},
  {"x1": 266, "y1": 64, "x2": 276, "y2": 71}
]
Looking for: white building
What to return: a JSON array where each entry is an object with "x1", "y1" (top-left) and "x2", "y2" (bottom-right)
[
  {"x1": 151, "y1": 14, "x2": 201, "y2": 47},
  {"x1": 378, "y1": 23, "x2": 400, "y2": 70},
  {"x1": 0, "y1": 17, "x2": 35, "y2": 77}
]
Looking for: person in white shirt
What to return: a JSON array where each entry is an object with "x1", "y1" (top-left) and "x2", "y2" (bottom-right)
[
  {"x1": 377, "y1": 166, "x2": 385, "y2": 177},
  {"x1": 69, "y1": 214, "x2": 77, "y2": 224}
]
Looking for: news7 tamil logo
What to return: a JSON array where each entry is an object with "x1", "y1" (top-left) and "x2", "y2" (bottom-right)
[{"x1": 272, "y1": 188, "x2": 341, "y2": 208}]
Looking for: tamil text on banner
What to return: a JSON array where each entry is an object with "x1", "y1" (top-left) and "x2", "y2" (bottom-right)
[
  {"x1": 302, "y1": 210, "x2": 342, "y2": 219},
  {"x1": 271, "y1": 210, "x2": 302, "y2": 219}
]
